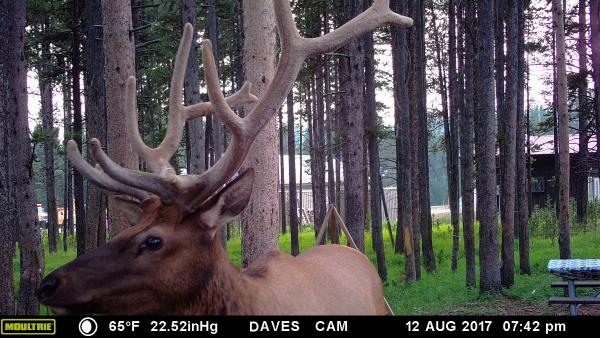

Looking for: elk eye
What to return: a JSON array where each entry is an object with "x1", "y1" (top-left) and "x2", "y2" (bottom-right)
[{"x1": 143, "y1": 236, "x2": 162, "y2": 251}]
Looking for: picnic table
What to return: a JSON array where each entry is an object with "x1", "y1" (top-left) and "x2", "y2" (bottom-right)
[{"x1": 548, "y1": 259, "x2": 600, "y2": 316}]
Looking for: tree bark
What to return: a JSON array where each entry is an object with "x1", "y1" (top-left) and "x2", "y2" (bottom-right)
[
  {"x1": 287, "y1": 91, "x2": 300, "y2": 256},
  {"x1": 84, "y1": 0, "x2": 107, "y2": 252},
  {"x1": 102, "y1": 0, "x2": 138, "y2": 238},
  {"x1": 39, "y1": 35, "x2": 58, "y2": 254},
  {"x1": 307, "y1": 83, "x2": 316, "y2": 230},
  {"x1": 72, "y1": 0, "x2": 87, "y2": 256},
  {"x1": 592, "y1": 1, "x2": 600, "y2": 197},
  {"x1": 462, "y1": 0, "x2": 477, "y2": 287},
  {"x1": 9, "y1": 0, "x2": 45, "y2": 314},
  {"x1": 575, "y1": 0, "x2": 589, "y2": 224},
  {"x1": 279, "y1": 107, "x2": 287, "y2": 235},
  {"x1": 364, "y1": 4, "x2": 387, "y2": 280},
  {"x1": 314, "y1": 52, "x2": 327, "y2": 239},
  {"x1": 516, "y1": 0, "x2": 530, "y2": 275},
  {"x1": 407, "y1": 0, "x2": 422, "y2": 280},
  {"x1": 241, "y1": 0, "x2": 279, "y2": 267},
  {"x1": 391, "y1": 0, "x2": 416, "y2": 283},
  {"x1": 413, "y1": 0, "x2": 435, "y2": 273},
  {"x1": 495, "y1": 0, "x2": 505, "y2": 140},
  {"x1": 340, "y1": 0, "x2": 366, "y2": 252},
  {"x1": 63, "y1": 74, "x2": 74, "y2": 246},
  {"x1": 323, "y1": 8, "x2": 338, "y2": 244},
  {"x1": 447, "y1": 0, "x2": 461, "y2": 273},
  {"x1": 182, "y1": 0, "x2": 206, "y2": 177},
  {"x1": 0, "y1": 0, "x2": 16, "y2": 314},
  {"x1": 477, "y1": 0, "x2": 502, "y2": 293},
  {"x1": 500, "y1": 0, "x2": 518, "y2": 288},
  {"x1": 553, "y1": 0, "x2": 571, "y2": 259}
]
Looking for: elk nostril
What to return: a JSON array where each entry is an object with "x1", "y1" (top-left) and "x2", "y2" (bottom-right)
[{"x1": 36, "y1": 276, "x2": 60, "y2": 301}]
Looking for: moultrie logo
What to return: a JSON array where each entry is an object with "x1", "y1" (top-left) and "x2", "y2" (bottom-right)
[{"x1": 1, "y1": 319, "x2": 56, "y2": 335}]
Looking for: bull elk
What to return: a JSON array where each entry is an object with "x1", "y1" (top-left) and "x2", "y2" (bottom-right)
[{"x1": 36, "y1": 0, "x2": 412, "y2": 315}]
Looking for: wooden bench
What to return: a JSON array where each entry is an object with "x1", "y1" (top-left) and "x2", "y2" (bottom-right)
[
  {"x1": 548, "y1": 259, "x2": 600, "y2": 316},
  {"x1": 548, "y1": 297, "x2": 600, "y2": 305},
  {"x1": 551, "y1": 281, "x2": 600, "y2": 288}
]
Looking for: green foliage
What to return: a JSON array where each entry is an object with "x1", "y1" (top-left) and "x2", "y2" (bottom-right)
[{"x1": 529, "y1": 198, "x2": 600, "y2": 238}]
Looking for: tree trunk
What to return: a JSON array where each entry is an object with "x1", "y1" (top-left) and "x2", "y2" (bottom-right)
[
  {"x1": 323, "y1": 8, "x2": 338, "y2": 244},
  {"x1": 39, "y1": 35, "x2": 58, "y2": 254},
  {"x1": 0, "y1": 0, "x2": 16, "y2": 314},
  {"x1": 413, "y1": 0, "x2": 435, "y2": 273},
  {"x1": 313, "y1": 50, "x2": 327, "y2": 238},
  {"x1": 279, "y1": 107, "x2": 287, "y2": 235},
  {"x1": 462, "y1": 0, "x2": 477, "y2": 287},
  {"x1": 391, "y1": 0, "x2": 415, "y2": 282},
  {"x1": 500, "y1": 0, "x2": 518, "y2": 288},
  {"x1": 575, "y1": 0, "x2": 589, "y2": 224},
  {"x1": 63, "y1": 74, "x2": 74, "y2": 246},
  {"x1": 553, "y1": 0, "x2": 571, "y2": 259},
  {"x1": 592, "y1": 0, "x2": 600, "y2": 183},
  {"x1": 299, "y1": 109, "x2": 304, "y2": 226},
  {"x1": 84, "y1": 0, "x2": 107, "y2": 252},
  {"x1": 9, "y1": 0, "x2": 45, "y2": 314},
  {"x1": 364, "y1": 4, "x2": 387, "y2": 280},
  {"x1": 72, "y1": 0, "x2": 87, "y2": 256},
  {"x1": 340, "y1": 0, "x2": 366, "y2": 252},
  {"x1": 447, "y1": 0, "x2": 461, "y2": 273},
  {"x1": 517, "y1": 0, "x2": 530, "y2": 275},
  {"x1": 406, "y1": 0, "x2": 422, "y2": 280},
  {"x1": 287, "y1": 91, "x2": 300, "y2": 256},
  {"x1": 495, "y1": 0, "x2": 505, "y2": 140},
  {"x1": 182, "y1": 0, "x2": 206, "y2": 177},
  {"x1": 241, "y1": 0, "x2": 279, "y2": 267},
  {"x1": 307, "y1": 83, "x2": 316, "y2": 230},
  {"x1": 102, "y1": 0, "x2": 138, "y2": 238},
  {"x1": 477, "y1": 0, "x2": 502, "y2": 293}
]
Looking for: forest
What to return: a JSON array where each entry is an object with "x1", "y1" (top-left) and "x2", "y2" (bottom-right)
[{"x1": 1, "y1": 0, "x2": 599, "y2": 316}]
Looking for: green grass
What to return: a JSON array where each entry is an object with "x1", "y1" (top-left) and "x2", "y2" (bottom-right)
[{"x1": 14, "y1": 224, "x2": 600, "y2": 315}]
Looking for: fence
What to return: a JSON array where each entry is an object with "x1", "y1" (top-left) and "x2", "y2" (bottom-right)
[{"x1": 280, "y1": 187, "x2": 400, "y2": 224}]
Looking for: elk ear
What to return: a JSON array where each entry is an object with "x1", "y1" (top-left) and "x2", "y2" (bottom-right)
[
  {"x1": 111, "y1": 196, "x2": 144, "y2": 226},
  {"x1": 196, "y1": 168, "x2": 255, "y2": 236}
]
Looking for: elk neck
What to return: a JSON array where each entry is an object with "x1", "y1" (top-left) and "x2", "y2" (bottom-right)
[{"x1": 183, "y1": 238, "x2": 260, "y2": 315}]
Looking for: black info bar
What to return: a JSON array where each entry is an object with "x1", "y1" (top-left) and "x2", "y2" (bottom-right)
[{"x1": 0, "y1": 316, "x2": 587, "y2": 337}]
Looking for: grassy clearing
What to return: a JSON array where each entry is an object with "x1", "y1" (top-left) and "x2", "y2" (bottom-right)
[{"x1": 14, "y1": 223, "x2": 600, "y2": 315}]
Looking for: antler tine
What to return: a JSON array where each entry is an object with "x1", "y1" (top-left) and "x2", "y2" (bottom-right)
[
  {"x1": 88, "y1": 138, "x2": 180, "y2": 203},
  {"x1": 179, "y1": 0, "x2": 413, "y2": 211},
  {"x1": 201, "y1": 40, "x2": 244, "y2": 130},
  {"x1": 300, "y1": 0, "x2": 413, "y2": 57},
  {"x1": 184, "y1": 81, "x2": 258, "y2": 120},
  {"x1": 66, "y1": 140, "x2": 151, "y2": 201},
  {"x1": 124, "y1": 23, "x2": 194, "y2": 177},
  {"x1": 151, "y1": 23, "x2": 194, "y2": 173}
]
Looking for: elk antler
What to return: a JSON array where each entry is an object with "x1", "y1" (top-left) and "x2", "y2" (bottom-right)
[{"x1": 67, "y1": 0, "x2": 412, "y2": 214}]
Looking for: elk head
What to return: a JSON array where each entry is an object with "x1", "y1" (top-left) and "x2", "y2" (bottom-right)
[{"x1": 36, "y1": 0, "x2": 412, "y2": 315}]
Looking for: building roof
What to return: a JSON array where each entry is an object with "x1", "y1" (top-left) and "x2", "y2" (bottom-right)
[{"x1": 530, "y1": 134, "x2": 597, "y2": 155}]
